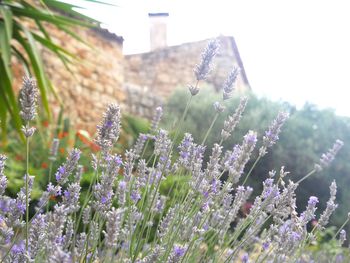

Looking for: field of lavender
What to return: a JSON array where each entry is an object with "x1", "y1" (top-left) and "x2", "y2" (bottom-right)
[{"x1": 0, "y1": 39, "x2": 349, "y2": 262}]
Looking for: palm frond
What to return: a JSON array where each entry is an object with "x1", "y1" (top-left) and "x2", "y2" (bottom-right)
[{"x1": 0, "y1": 0, "x2": 109, "y2": 142}]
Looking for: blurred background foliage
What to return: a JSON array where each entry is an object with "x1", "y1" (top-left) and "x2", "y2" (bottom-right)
[{"x1": 164, "y1": 87, "x2": 350, "y2": 233}]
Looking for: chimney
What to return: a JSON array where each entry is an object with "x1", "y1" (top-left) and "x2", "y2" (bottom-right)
[{"x1": 148, "y1": 13, "x2": 169, "y2": 51}]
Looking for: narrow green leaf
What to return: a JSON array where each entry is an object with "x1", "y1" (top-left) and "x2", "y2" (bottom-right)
[
  {"x1": 0, "y1": 59, "x2": 24, "y2": 142},
  {"x1": 32, "y1": 31, "x2": 76, "y2": 59},
  {"x1": 0, "y1": 5, "x2": 13, "y2": 39},
  {"x1": 80, "y1": 0, "x2": 118, "y2": 7},
  {"x1": 35, "y1": 20, "x2": 77, "y2": 74},
  {"x1": 0, "y1": 6, "x2": 14, "y2": 79},
  {"x1": 12, "y1": 46, "x2": 31, "y2": 74},
  {"x1": 0, "y1": 92, "x2": 8, "y2": 144},
  {"x1": 55, "y1": 23, "x2": 94, "y2": 49},
  {"x1": 43, "y1": 0, "x2": 99, "y2": 22},
  {"x1": 0, "y1": 22, "x2": 12, "y2": 79},
  {"x1": 10, "y1": 3, "x2": 97, "y2": 28}
]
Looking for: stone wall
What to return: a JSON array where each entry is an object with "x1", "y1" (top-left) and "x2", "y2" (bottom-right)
[
  {"x1": 123, "y1": 83, "x2": 163, "y2": 118},
  {"x1": 124, "y1": 35, "x2": 250, "y2": 99},
  {"x1": 12, "y1": 25, "x2": 125, "y2": 134},
  {"x1": 11, "y1": 27, "x2": 250, "y2": 133}
]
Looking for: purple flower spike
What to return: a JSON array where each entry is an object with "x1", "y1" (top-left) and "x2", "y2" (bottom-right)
[
  {"x1": 101, "y1": 196, "x2": 108, "y2": 204},
  {"x1": 174, "y1": 245, "x2": 186, "y2": 257},
  {"x1": 308, "y1": 196, "x2": 319, "y2": 206},
  {"x1": 242, "y1": 253, "x2": 249, "y2": 263},
  {"x1": 11, "y1": 240, "x2": 25, "y2": 255}
]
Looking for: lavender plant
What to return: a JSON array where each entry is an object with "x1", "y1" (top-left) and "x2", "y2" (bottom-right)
[{"x1": 0, "y1": 40, "x2": 349, "y2": 263}]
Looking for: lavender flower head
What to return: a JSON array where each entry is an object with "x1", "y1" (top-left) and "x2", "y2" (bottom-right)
[
  {"x1": 134, "y1": 133, "x2": 148, "y2": 156},
  {"x1": 95, "y1": 103, "x2": 121, "y2": 152},
  {"x1": 178, "y1": 133, "x2": 193, "y2": 167},
  {"x1": 300, "y1": 196, "x2": 319, "y2": 225},
  {"x1": 213, "y1": 102, "x2": 225, "y2": 113},
  {"x1": 151, "y1": 106, "x2": 163, "y2": 133},
  {"x1": 221, "y1": 97, "x2": 248, "y2": 142},
  {"x1": 154, "y1": 129, "x2": 171, "y2": 157},
  {"x1": 339, "y1": 229, "x2": 346, "y2": 245},
  {"x1": 242, "y1": 253, "x2": 249, "y2": 263},
  {"x1": 315, "y1": 139, "x2": 344, "y2": 172},
  {"x1": 244, "y1": 130, "x2": 258, "y2": 145},
  {"x1": 47, "y1": 182, "x2": 62, "y2": 196},
  {"x1": 194, "y1": 39, "x2": 220, "y2": 81},
  {"x1": 318, "y1": 181, "x2": 338, "y2": 228},
  {"x1": 11, "y1": 240, "x2": 25, "y2": 260},
  {"x1": 103, "y1": 207, "x2": 124, "y2": 249},
  {"x1": 259, "y1": 111, "x2": 289, "y2": 157},
  {"x1": 262, "y1": 241, "x2": 270, "y2": 251},
  {"x1": 308, "y1": 196, "x2": 319, "y2": 206},
  {"x1": 55, "y1": 148, "x2": 81, "y2": 185},
  {"x1": 174, "y1": 245, "x2": 186, "y2": 258},
  {"x1": 226, "y1": 130, "x2": 257, "y2": 183},
  {"x1": 168, "y1": 244, "x2": 187, "y2": 262},
  {"x1": 19, "y1": 76, "x2": 38, "y2": 122},
  {"x1": 14, "y1": 174, "x2": 34, "y2": 217},
  {"x1": 0, "y1": 155, "x2": 8, "y2": 195},
  {"x1": 222, "y1": 66, "x2": 240, "y2": 100},
  {"x1": 49, "y1": 138, "x2": 60, "y2": 161},
  {"x1": 62, "y1": 182, "x2": 81, "y2": 213}
]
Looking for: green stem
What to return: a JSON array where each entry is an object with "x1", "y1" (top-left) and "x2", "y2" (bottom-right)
[
  {"x1": 160, "y1": 194, "x2": 200, "y2": 262},
  {"x1": 296, "y1": 169, "x2": 316, "y2": 184},
  {"x1": 292, "y1": 225, "x2": 318, "y2": 262},
  {"x1": 131, "y1": 157, "x2": 157, "y2": 243},
  {"x1": 25, "y1": 132, "x2": 29, "y2": 262},
  {"x1": 46, "y1": 162, "x2": 53, "y2": 212},
  {"x1": 224, "y1": 215, "x2": 271, "y2": 262},
  {"x1": 90, "y1": 216, "x2": 106, "y2": 260},
  {"x1": 73, "y1": 152, "x2": 101, "y2": 244},
  {"x1": 201, "y1": 112, "x2": 219, "y2": 145},
  {"x1": 256, "y1": 245, "x2": 274, "y2": 263},
  {"x1": 71, "y1": 212, "x2": 77, "y2": 260},
  {"x1": 132, "y1": 92, "x2": 195, "y2": 262},
  {"x1": 242, "y1": 155, "x2": 261, "y2": 186},
  {"x1": 80, "y1": 212, "x2": 99, "y2": 263},
  {"x1": 214, "y1": 197, "x2": 272, "y2": 261},
  {"x1": 171, "y1": 95, "x2": 193, "y2": 150},
  {"x1": 140, "y1": 139, "x2": 150, "y2": 160},
  {"x1": 132, "y1": 171, "x2": 163, "y2": 262},
  {"x1": 332, "y1": 217, "x2": 349, "y2": 241},
  {"x1": 180, "y1": 211, "x2": 212, "y2": 263}
]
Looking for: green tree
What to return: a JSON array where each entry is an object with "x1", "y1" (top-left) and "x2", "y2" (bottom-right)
[
  {"x1": 0, "y1": 0, "x2": 110, "y2": 141},
  {"x1": 164, "y1": 87, "x2": 350, "y2": 232}
]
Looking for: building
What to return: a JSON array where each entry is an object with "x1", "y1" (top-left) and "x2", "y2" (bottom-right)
[{"x1": 12, "y1": 14, "x2": 250, "y2": 133}]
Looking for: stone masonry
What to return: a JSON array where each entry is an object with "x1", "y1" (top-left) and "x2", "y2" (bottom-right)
[
  {"x1": 12, "y1": 25, "x2": 250, "y2": 133},
  {"x1": 124, "y1": 35, "x2": 250, "y2": 98},
  {"x1": 12, "y1": 25, "x2": 125, "y2": 133}
]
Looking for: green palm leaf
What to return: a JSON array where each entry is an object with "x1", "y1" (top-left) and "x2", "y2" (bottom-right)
[{"x1": 0, "y1": 0, "x2": 109, "y2": 142}]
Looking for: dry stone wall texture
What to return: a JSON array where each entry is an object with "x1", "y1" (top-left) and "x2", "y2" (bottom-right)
[
  {"x1": 12, "y1": 25, "x2": 125, "y2": 133},
  {"x1": 124, "y1": 36, "x2": 250, "y2": 99},
  {"x1": 12, "y1": 29, "x2": 249, "y2": 133}
]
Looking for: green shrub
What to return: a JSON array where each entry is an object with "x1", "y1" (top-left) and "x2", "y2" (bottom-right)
[{"x1": 165, "y1": 87, "x2": 350, "y2": 233}]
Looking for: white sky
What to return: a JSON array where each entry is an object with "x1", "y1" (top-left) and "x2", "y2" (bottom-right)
[{"x1": 69, "y1": 0, "x2": 350, "y2": 116}]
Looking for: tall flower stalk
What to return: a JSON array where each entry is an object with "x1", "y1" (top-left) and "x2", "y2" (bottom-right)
[{"x1": 19, "y1": 76, "x2": 38, "y2": 260}]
